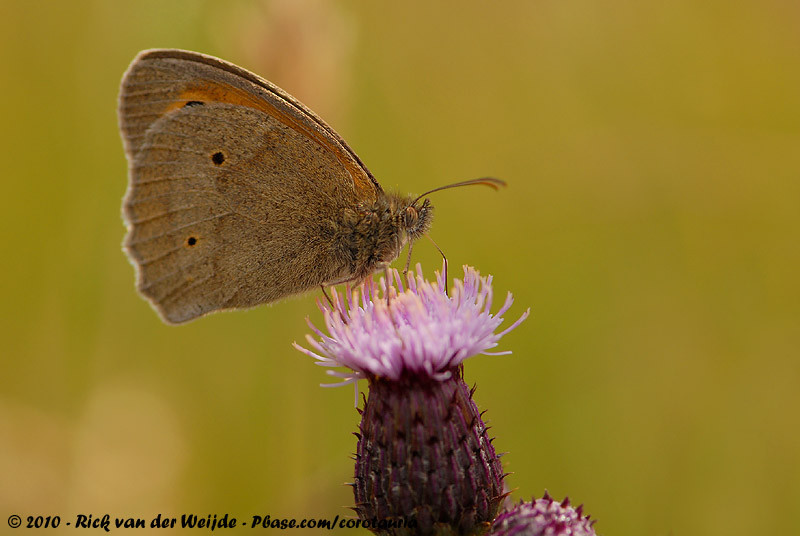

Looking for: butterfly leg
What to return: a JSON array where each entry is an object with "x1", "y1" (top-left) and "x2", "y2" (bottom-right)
[
  {"x1": 320, "y1": 284, "x2": 350, "y2": 324},
  {"x1": 402, "y1": 241, "x2": 414, "y2": 288},
  {"x1": 424, "y1": 233, "x2": 449, "y2": 295},
  {"x1": 320, "y1": 285, "x2": 335, "y2": 308},
  {"x1": 384, "y1": 266, "x2": 393, "y2": 306}
]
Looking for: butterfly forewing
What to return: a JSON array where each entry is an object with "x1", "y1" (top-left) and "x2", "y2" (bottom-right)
[{"x1": 119, "y1": 50, "x2": 379, "y2": 323}]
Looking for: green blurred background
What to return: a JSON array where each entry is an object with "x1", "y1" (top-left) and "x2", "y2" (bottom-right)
[{"x1": 2, "y1": 0, "x2": 798, "y2": 534}]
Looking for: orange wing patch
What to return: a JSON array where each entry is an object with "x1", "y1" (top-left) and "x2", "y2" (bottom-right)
[{"x1": 167, "y1": 82, "x2": 375, "y2": 200}]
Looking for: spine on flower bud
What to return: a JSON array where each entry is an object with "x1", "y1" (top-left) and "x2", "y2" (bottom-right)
[
  {"x1": 488, "y1": 492, "x2": 598, "y2": 536},
  {"x1": 353, "y1": 368, "x2": 505, "y2": 535}
]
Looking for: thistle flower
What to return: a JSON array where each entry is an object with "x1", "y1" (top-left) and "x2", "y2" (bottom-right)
[
  {"x1": 488, "y1": 492, "x2": 597, "y2": 536},
  {"x1": 294, "y1": 264, "x2": 527, "y2": 385},
  {"x1": 294, "y1": 264, "x2": 528, "y2": 535}
]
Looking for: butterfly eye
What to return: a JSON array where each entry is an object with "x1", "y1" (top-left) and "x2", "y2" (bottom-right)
[{"x1": 404, "y1": 206, "x2": 419, "y2": 228}]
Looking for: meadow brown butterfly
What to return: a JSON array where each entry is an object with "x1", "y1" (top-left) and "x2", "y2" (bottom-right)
[{"x1": 119, "y1": 49, "x2": 503, "y2": 324}]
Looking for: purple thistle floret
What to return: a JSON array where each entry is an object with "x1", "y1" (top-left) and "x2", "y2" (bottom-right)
[
  {"x1": 489, "y1": 492, "x2": 597, "y2": 536},
  {"x1": 293, "y1": 263, "x2": 529, "y2": 385}
]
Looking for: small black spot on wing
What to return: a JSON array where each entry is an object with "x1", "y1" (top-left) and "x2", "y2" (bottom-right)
[{"x1": 211, "y1": 151, "x2": 226, "y2": 166}]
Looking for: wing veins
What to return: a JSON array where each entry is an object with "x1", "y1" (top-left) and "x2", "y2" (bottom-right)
[{"x1": 127, "y1": 212, "x2": 232, "y2": 246}]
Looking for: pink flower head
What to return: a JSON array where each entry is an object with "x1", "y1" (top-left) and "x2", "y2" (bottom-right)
[{"x1": 294, "y1": 263, "x2": 529, "y2": 386}]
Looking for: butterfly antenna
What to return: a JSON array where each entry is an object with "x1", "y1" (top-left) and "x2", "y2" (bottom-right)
[{"x1": 411, "y1": 177, "x2": 506, "y2": 206}]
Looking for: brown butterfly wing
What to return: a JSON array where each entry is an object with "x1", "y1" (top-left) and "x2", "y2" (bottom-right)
[{"x1": 119, "y1": 49, "x2": 380, "y2": 323}]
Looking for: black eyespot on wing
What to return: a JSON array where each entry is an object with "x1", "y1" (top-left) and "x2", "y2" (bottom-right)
[
  {"x1": 184, "y1": 101, "x2": 204, "y2": 107},
  {"x1": 186, "y1": 236, "x2": 198, "y2": 246},
  {"x1": 211, "y1": 152, "x2": 226, "y2": 165}
]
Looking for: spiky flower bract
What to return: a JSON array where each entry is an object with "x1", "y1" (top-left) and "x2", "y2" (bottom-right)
[
  {"x1": 488, "y1": 492, "x2": 597, "y2": 536},
  {"x1": 295, "y1": 264, "x2": 528, "y2": 535}
]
